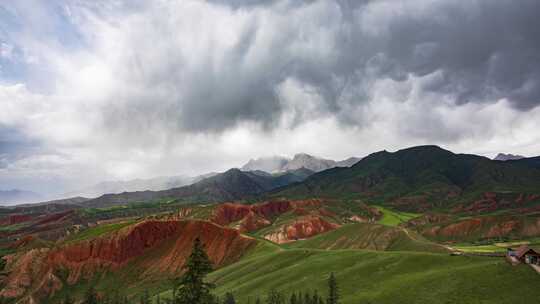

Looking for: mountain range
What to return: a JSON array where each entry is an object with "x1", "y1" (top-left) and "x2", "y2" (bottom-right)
[
  {"x1": 82, "y1": 168, "x2": 313, "y2": 208},
  {"x1": 63, "y1": 146, "x2": 540, "y2": 212},
  {"x1": 61, "y1": 153, "x2": 358, "y2": 201},
  {"x1": 241, "y1": 153, "x2": 361, "y2": 173},
  {"x1": 271, "y1": 145, "x2": 540, "y2": 211}
]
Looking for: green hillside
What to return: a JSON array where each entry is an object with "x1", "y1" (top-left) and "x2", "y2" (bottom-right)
[{"x1": 208, "y1": 249, "x2": 540, "y2": 304}]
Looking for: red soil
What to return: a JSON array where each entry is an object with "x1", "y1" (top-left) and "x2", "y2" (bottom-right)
[
  {"x1": 264, "y1": 216, "x2": 340, "y2": 244},
  {"x1": 0, "y1": 214, "x2": 33, "y2": 226},
  {"x1": 0, "y1": 220, "x2": 256, "y2": 301}
]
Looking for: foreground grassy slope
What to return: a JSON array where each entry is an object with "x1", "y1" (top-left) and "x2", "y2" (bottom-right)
[
  {"x1": 284, "y1": 223, "x2": 448, "y2": 253},
  {"x1": 209, "y1": 249, "x2": 540, "y2": 304}
]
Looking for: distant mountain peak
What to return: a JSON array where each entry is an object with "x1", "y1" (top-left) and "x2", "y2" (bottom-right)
[
  {"x1": 241, "y1": 156, "x2": 289, "y2": 173},
  {"x1": 494, "y1": 153, "x2": 525, "y2": 161},
  {"x1": 241, "y1": 153, "x2": 362, "y2": 173}
]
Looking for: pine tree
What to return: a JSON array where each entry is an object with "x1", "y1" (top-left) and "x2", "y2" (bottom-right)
[
  {"x1": 112, "y1": 291, "x2": 120, "y2": 304},
  {"x1": 173, "y1": 237, "x2": 215, "y2": 304},
  {"x1": 303, "y1": 291, "x2": 310, "y2": 304},
  {"x1": 266, "y1": 290, "x2": 284, "y2": 304},
  {"x1": 326, "y1": 273, "x2": 338, "y2": 304},
  {"x1": 140, "y1": 289, "x2": 150, "y2": 304},
  {"x1": 63, "y1": 293, "x2": 74, "y2": 304},
  {"x1": 223, "y1": 292, "x2": 236, "y2": 304},
  {"x1": 312, "y1": 290, "x2": 320, "y2": 304},
  {"x1": 83, "y1": 286, "x2": 99, "y2": 304},
  {"x1": 290, "y1": 292, "x2": 297, "y2": 304}
]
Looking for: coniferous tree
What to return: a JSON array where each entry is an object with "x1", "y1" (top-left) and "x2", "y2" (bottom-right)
[
  {"x1": 326, "y1": 273, "x2": 338, "y2": 304},
  {"x1": 312, "y1": 290, "x2": 320, "y2": 304},
  {"x1": 303, "y1": 292, "x2": 310, "y2": 304},
  {"x1": 164, "y1": 298, "x2": 173, "y2": 304},
  {"x1": 290, "y1": 292, "x2": 297, "y2": 304},
  {"x1": 63, "y1": 293, "x2": 74, "y2": 304},
  {"x1": 173, "y1": 237, "x2": 215, "y2": 304},
  {"x1": 83, "y1": 286, "x2": 99, "y2": 304},
  {"x1": 266, "y1": 290, "x2": 284, "y2": 304},
  {"x1": 112, "y1": 291, "x2": 120, "y2": 304},
  {"x1": 223, "y1": 292, "x2": 236, "y2": 304},
  {"x1": 140, "y1": 289, "x2": 151, "y2": 304}
]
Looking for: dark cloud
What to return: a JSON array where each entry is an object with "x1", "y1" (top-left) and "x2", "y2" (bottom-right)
[{"x1": 95, "y1": 0, "x2": 540, "y2": 137}]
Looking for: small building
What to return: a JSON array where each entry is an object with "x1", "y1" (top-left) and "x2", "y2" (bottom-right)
[{"x1": 507, "y1": 245, "x2": 540, "y2": 265}]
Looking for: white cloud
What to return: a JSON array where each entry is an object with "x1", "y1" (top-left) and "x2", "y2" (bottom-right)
[{"x1": 0, "y1": 0, "x2": 539, "y2": 195}]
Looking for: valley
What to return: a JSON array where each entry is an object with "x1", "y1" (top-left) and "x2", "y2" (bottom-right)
[{"x1": 1, "y1": 146, "x2": 540, "y2": 303}]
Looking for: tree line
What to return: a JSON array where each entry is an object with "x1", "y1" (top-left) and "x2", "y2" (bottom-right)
[{"x1": 73, "y1": 238, "x2": 340, "y2": 304}]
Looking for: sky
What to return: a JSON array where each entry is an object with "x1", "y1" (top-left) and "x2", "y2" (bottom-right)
[{"x1": 1, "y1": 0, "x2": 540, "y2": 196}]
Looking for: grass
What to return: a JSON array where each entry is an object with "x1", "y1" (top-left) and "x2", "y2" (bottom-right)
[
  {"x1": 375, "y1": 206, "x2": 420, "y2": 226},
  {"x1": 453, "y1": 244, "x2": 507, "y2": 253},
  {"x1": 453, "y1": 238, "x2": 540, "y2": 253},
  {"x1": 66, "y1": 220, "x2": 135, "y2": 243},
  {"x1": 40, "y1": 219, "x2": 540, "y2": 304},
  {"x1": 206, "y1": 248, "x2": 540, "y2": 304},
  {"x1": 0, "y1": 222, "x2": 28, "y2": 232}
]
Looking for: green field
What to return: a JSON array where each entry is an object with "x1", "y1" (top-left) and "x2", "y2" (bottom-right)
[
  {"x1": 151, "y1": 234, "x2": 540, "y2": 304},
  {"x1": 376, "y1": 206, "x2": 420, "y2": 226},
  {"x1": 207, "y1": 249, "x2": 540, "y2": 304},
  {"x1": 66, "y1": 220, "x2": 136, "y2": 243}
]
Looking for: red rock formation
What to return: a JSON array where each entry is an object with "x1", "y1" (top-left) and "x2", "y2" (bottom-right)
[
  {"x1": 211, "y1": 203, "x2": 252, "y2": 226},
  {"x1": 0, "y1": 220, "x2": 256, "y2": 302},
  {"x1": 34, "y1": 210, "x2": 74, "y2": 226},
  {"x1": 264, "y1": 216, "x2": 340, "y2": 244},
  {"x1": 239, "y1": 211, "x2": 271, "y2": 232},
  {"x1": 210, "y1": 201, "x2": 293, "y2": 232},
  {"x1": 8, "y1": 235, "x2": 34, "y2": 249},
  {"x1": 421, "y1": 215, "x2": 540, "y2": 240},
  {"x1": 432, "y1": 218, "x2": 483, "y2": 238},
  {"x1": 486, "y1": 220, "x2": 520, "y2": 238},
  {"x1": 0, "y1": 214, "x2": 33, "y2": 226},
  {"x1": 252, "y1": 200, "x2": 291, "y2": 218},
  {"x1": 210, "y1": 199, "x2": 333, "y2": 234}
]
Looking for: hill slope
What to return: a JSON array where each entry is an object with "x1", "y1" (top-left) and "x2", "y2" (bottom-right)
[{"x1": 208, "y1": 248, "x2": 540, "y2": 304}]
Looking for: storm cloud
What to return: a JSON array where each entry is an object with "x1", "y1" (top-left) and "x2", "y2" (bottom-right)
[
  {"x1": 95, "y1": 0, "x2": 540, "y2": 137},
  {"x1": 1, "y1": 0, "x2": 540, "y2": 195}
]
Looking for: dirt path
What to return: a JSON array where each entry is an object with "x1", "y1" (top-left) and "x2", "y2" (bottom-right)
[{"x1": 399, "y1": 226, "x2": 455, "y2": 252}]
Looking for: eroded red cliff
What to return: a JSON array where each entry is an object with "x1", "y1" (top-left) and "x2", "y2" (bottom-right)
[{"x1": 0, "y1": 220, "x2": 256, "y2": 302}]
